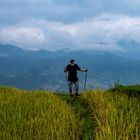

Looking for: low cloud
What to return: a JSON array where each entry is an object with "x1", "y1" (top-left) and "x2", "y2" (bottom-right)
[
  {"x1": 1, "y1": 0, "x2": 140, "y2": 25},
  {"x1": 0, "y1": 14, "x2": 140, "y2": 52},
  {"x1": 0, "y1": 26, "x2": 46, "y2": 50}
]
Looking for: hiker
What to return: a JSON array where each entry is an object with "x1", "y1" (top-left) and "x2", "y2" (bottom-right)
[{"x1": 64, "y1": 59, "x2": 87, "y2": 96}]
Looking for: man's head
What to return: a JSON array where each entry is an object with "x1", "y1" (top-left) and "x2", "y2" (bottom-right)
[{"x1": 70, "y1": 59, "x2": 75, "y2": 65}]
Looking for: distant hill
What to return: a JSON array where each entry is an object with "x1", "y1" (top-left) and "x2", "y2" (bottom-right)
[
  {"x1": 0, "y1": 43, "x2": 140, "y2": 91},
  {"x1": 118, "y1": 40, "x2": 140, "y2": 60}
]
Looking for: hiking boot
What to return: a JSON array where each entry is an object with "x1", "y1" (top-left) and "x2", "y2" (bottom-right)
[{"x1": 70, "y1": 94, "x2": 73, "y2": 97}]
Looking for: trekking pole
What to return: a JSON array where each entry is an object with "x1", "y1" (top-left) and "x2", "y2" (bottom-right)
[
  {"x1": 64, "y1": 67, "x2": 69, "y2": 91},
  {"x1": 84, "y1": 69, "x2": 88, "y2": 91}
]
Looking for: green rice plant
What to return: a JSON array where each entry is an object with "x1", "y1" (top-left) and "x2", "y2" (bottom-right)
[
  {"x1": 109, "y1": 84, "x2": 140, "y2": 97},
  {"x1": 0, "y1": 87, "x2": 82, "y2": 140},
  {"x1": 83, "y1": 90, "x2": 140, "y2": 140}
]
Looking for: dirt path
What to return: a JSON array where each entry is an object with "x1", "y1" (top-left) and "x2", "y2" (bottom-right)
[{"x1": 57, "y1": 93, "x2": 96, "y2": 140}]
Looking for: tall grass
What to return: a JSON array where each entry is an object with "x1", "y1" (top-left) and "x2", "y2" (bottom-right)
[
  {"x1": 83, "y1": 90, "x2": 140, "y2": 140},
  {"x1": 0, "y1": 87, "x2": 82, "y2": 140},
  {"x1": 58, "y1": 94, "x2": 95, "y2": 140}
]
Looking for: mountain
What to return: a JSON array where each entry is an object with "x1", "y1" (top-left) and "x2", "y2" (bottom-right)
[
  {"x1": 118, "y1": 40, "x2": 140, "y2": 60},
  {"x1": 0, "y1": 43, "x2": 140, "y2": 91}
]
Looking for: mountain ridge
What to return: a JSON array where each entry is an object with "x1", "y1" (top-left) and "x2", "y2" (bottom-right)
[{"x1": 0, "y1": 43, "x2": 140, "y2": 91}]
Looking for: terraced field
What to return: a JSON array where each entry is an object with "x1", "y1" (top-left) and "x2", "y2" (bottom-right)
[{"x1": 0, "y1": 86, "x2": 140, "y2": 140}]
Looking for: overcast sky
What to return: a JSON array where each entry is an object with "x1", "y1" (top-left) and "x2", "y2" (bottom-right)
[{"x1": 0, "y1": 0, "x2": 140, "y2": 51}]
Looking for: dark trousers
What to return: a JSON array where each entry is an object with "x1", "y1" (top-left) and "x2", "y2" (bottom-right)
[{"x1": 68, "y1": 81, "x2": 79, "y2": 94}]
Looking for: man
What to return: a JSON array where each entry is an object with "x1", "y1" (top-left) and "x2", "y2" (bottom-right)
[{"x1": 64, "y1": 59, "x2": 87, "y2": 96}]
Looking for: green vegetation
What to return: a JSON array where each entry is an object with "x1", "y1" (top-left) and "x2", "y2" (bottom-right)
[
  {"x1": 0, "y1": 86, "x2": 140, "y2": 140},
  {"x1": 0, "y1": 87, "x2": 82, "y2": 140},
  {"x1": 57, "y1": 94, "x2": 96, "y2": 140},
  {"x1": 83, "y1": 90, "x2": 140, "y2": 140},
  {"x1": 109, "y1": 84, "x2": 140, "y2": 97}
]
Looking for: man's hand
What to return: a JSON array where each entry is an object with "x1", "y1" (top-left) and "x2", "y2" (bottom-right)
[
  {"x1": 64, "y1": 67, "x2": 67, "y2": 73},
  {"x1": 85, "y1": 68, "x2": 88, "y2": 72}
]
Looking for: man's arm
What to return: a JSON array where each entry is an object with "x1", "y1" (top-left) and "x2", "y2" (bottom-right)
[
  {"x1": 76, "y1": 64, "x2": 87, "y2": 72},
  {"x1": 64, "y1": 65, "x2": 69, "y2": 73},
  {"x1": 80, "y1": 68, "x2": 88, "y2": 72},
  {"x1": 64, "y1": 67, "x2": 67, "y2": 73}
]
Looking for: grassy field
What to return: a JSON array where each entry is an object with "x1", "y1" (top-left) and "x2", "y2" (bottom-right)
[
  {"x1": 0, "y1": 87, "x2": 82, "y2": 140},
  {"x1": 0, "y1": 86, "x2": 140, "y2": 140},
  {"x1": 83, "y1": 90, "x2": 140, "y2": 140},
  {"x1": 57, "y1": 93, "x2": 96, "y2": 140}
]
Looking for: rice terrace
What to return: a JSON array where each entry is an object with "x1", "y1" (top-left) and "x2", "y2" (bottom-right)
[
  {"x1": 1, "y1": 0, "x2": 140, "y2": 139},
  {"x1": 0, "y1": 85, "x2": 139, "y2": 140}
]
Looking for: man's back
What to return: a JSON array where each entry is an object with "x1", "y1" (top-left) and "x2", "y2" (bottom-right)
[
  {"x1": 64, "y1": 59, "x2": 87, "y2": 96},
  {"x1": 66, "y1": 64, "x2": 80, "y2": 82}
]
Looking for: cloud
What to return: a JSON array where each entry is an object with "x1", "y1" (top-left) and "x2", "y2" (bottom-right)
[
  {"x1": 124, "y1": 0, "x2": 140, "y2": 9},
  {"x1": 0, "y1": 0, "x2": 140, "y2": 25},
  {"x1": 1, "y1": 14, "x2": 140, "y2": 52},
  {"x1": 0, "y1": 26, "x2": 46, "y2": 50}
]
